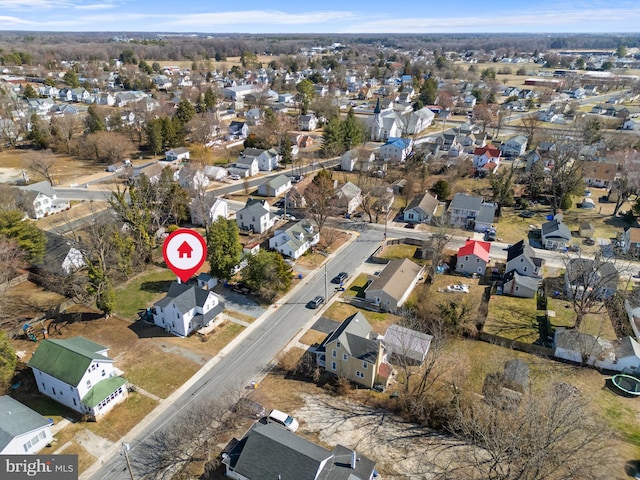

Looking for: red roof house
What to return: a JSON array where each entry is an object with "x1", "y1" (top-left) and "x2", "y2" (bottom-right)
[
  {"x1": 473, "y1": 145, "x2": 502, "y2": 171},
  {"x1": 455, "y1": 240, "x2": 491, "y2": 275}
]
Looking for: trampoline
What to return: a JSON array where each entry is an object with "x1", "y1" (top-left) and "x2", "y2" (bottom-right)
[{"x1": 611, "y1": 374, "x2": 640, "y2": 396}]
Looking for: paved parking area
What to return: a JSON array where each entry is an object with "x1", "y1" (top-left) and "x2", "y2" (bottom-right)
[{"x1": 311, "y1": 316, "x2": 341, "y2": 334}]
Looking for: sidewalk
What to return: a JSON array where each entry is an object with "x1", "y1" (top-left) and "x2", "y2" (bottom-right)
[{"x1": 80, "y1": 229, "x2": 359, "y2": 480}]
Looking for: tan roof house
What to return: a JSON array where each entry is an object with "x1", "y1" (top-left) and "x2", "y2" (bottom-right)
[{"x1": 364, "y1": 258, "x2": 424, "y2": 312}]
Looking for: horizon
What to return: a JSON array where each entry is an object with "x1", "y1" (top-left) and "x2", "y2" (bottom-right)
[{"x1": 1, "y1": 1, "x2": 640, "y2": 35}]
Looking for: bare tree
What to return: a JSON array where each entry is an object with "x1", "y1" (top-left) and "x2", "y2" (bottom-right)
[
  {"x1": 50, "y1": 115, "x2": 80, "y2": 154},
  {"x1": 24, "y1": 149, "x2": 58, "y2": 186},
  {"x1": 520, "y1": 113, "x2": 542, "y2": 149},
  {"x1": 422, "y1": 214, "x2": 453, "y2": 283},
  {"x1": 306, "y1": 169, "x2": 335, "y2": 235},
  {"x1": 609, "y1": 149, "x2": 640, "y2": 216},
  {"x1": 548, "y1": 140, "x2": 584, "y2": 214},
  {"x1": 450, "y1": 381, "x2": 613, "y2": 480}
]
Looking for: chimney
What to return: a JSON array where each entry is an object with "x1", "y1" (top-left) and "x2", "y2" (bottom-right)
[{"x1": 351, "y1": 451, "x2": 357, "y2": 469}]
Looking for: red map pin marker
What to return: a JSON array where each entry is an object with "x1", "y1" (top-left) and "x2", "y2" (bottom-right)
[{"x1": 163, "y1": 229, "x2": 207, "y2": 282}]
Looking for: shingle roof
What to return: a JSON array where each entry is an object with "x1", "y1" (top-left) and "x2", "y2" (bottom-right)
[
  {"x1": 0, "y1": 396, "x2": 50, "y2": 452},
  {"x1": 405, "y1": 191, "x2": 439, "y2": 216},
  {"x1": 28, "y1": 337, "x2": 111, "y2": 386},
  {"x1": 317, "y1": 312, "x2": 374, "y2": 356},
  {"x1": 450, "y1": 192, "x2": 483, "y2": 212},
  {"x1": 155, "y1": 281, "x2": 213, "y2": 312},
  {"x1": 365, "y1": 258, "x2": 424, "y2": 303},
  {"x1": 541, "y1": 219, "x2": 571, "y2": 241},
  {"x1": 505, "y1": 239, "x2": 543, "y2": 266},
  {"x1": 384, "y1": 324, "x2": 432, "y2": 363},
  {"x1": 457, "y1": 239, "x2": 491, "y2": 262}
]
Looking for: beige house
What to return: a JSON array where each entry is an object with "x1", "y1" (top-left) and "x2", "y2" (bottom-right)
[
  {"x1": 364, "y1": 258, "x2": 424, "y2": 312},
  {"x1": 315, "y1": 312, "x2": 393, "y2": 390}
]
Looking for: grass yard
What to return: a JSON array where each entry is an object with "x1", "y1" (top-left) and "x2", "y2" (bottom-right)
[
  {"x1": 322, "y1": 302, "x2": 400, "y2": 335},
  {"x1": 113, "y1": 267, "x2": 178, "y2": 319},
  {"x1": 342, "y1": 273, "x2": 370, "y2": 299},
  {"x1": 200, "y1": 321, "x2": 245, "y2": 355},
  {"x1": 484, "y1": 295, "x2": 540, "y2": 342},
  {"x1": 58, "y1": 441, "x2": 96, "y2": 475},
  {"x1": 378, "y1": 243, "x2": 422, "y2": 262},
  {"x1": 298, "y1": 329, "x2": 328, "y2": 346},
  {"x1": 86, "y1": 392, "x2": 158, "y2": 441},
  {"x1": 547, "y1": 297, "x2": 617, "y2": 340}
]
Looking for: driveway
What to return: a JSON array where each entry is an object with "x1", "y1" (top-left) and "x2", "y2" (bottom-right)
[{"x1": 214, "y1": 285, "x2": 266, "y2": 319}]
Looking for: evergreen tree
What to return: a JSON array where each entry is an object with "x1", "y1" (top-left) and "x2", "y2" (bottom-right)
[
  {"x1": 62, "y1": 69, "x2": 79, "y2": 88},
  {"x1": 279, "y1": 134, "x2": 293, "y2": 165},
  {"x1": 23, "y1": 84, "x2": 38, "y2": 98},
  {"x1": 85, "y1": 105, "x2": 106, "y2": 133},
  {"x1": 206, "y1": 218, "x2": 243, "y2": 281},
  {"x1": 27, "y1": 113, "x2": 51, "y2": 150},
  {"x1": 0, "y1": 210, "x2": 46, "y2": 263},
  {"x1": 418, "y1": 77, "x2": 438, "y2": 105},
  {"x1": 241, "y1": 250, "x2": 292, "y2": 302},
  {"x1": 342, "y1": 108, "x2": 365, "y2": 151},
  {"x1": 175, "y1": 99, "x2": 196, "y2": 125}
]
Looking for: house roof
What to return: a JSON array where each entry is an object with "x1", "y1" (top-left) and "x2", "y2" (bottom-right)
[
  {"x1": 405, "y1": 191, "x2": 439, "y2": 216},
  {"x1": 554, "y1": 328, "x2": 610, "y2": 357},
  {"x1": 615, "y1": 336, "x2": 640, "y2": 360},
  {"x1": 502, "y1": 359, "x2": 529, "y2": 388},
  {"x1": 0, "y1": 396, "x2": 51, "y2": 452},
  {"x1": 628, "y1": 227, "x2": 640, "y2": 244},
  {"x1": 450, "y1": 192, "x2": 483, "y2": 212},
  {"x1": 238, "y1": 199, "x2": 270, "y2": 217},
  {"x1": 28, "y1": 337, "x2": 111, "y2": 387},
  {"x1": 365, "y1": 258, "x2": 424, "y2": 303},
  {"x1": 503, "y1": 270, "x2": 541, "y2": 290},
  {"x1": 384, "y1": 324, "x2": 433, "y2": 363},
  {"x1": 457, "y1": 239, "x2": 491, "y2": 262},
  {"x1": 262, "y1": 174, "x2": 291, "y2": 190},
  {"x1": 583, "y1": 162, "x2": 616, "y2": 182},
  {"x1": 505, "y1": 239, "x2": 543, "y2": 267},
  {"x1": 566, "y1": 258, "x2": 619, "y2": 291},
  {"x1": 541, "y1": 219, "x2": 571, "y2": 241},
  {"x1": 275, "y1": 220, "x2": 316, "y2": 252},
  {"x1": 473, "y1": 145, "x2": 501, "y2": 158},
  {"x1": 19, "y1": 180, "x2": 56, "y2": 198},
  {"x1": 155, "y1": 281, "x2": 215, "y2": 312},
  {"x1": 317, "y1": 312, "x2": 378, "y2": 363},
  {"x1": 40, "y1": 230, "x2": 85, "y2": 275},
  {"x1": 81, "y1": 376, "x2": 128, "y2": 408},
  {"x1": 335, "y1": 181, "x2": 361, "y2": 201},
  {"x1": 383, "y1": 137, "x2": 412, "y2": 149}
]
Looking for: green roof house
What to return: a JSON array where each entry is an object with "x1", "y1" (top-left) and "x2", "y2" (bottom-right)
[
  {"x1": 27, "y1": 337, "x2": 128, "y2": 420},
  {"x1": 0, "y1": 396, "x2": 53, "y2": 454}
]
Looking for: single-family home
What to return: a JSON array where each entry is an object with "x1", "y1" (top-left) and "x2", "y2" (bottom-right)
[
  {"x1": 334, "y1": 182, "x2": 362, "y2": 215},
  {"x1": 298, "y1": 113, "x2": 319, "y2": 131},
  {"x1": 236, "y1": 198, "x2": 275, "y2": 234},
  {"x1": 230, "y1": 155, "x2": 259, "y2": 178},
  {"x1": 383, "y1": 324, "x2": 433, "y2": 366},
  {"x1": 500, "y1": 135, "x2": 528, "y2": 157},
  {"x1": 583, "y1": 162, "x2": 617, "y2": 189},
  {"x1": 285, "y1": 176, "x2": 313, "y2": 209},
  {"x1": 0, "y1": 396, "x2": 53, "y2": 454},
  {"x1": 541, "y1": 218, "x2": 571, "y2": 250},
  {"x1": 340, "y1": 148, "x2": 375, "y2": 172},
  {"x1": 241, "y1": 148, "x2": 280, "y2": 172},
  {"x1": 623, "y1": 119, "x2": 640, "y2": 131},
  {"x1": 257, "y1": 174, "x2": 292, "y2": 197},
  {"x1": 505, "y1": 240, "x2": 543, "y2": 277},
  {"x1": 455, "y1": 239, "x2": 491, "y2": 276},
  {"x1": 28, "y1": 337, "x2": 128, "y2": 419},
  {"x1": 245, "y1": 108, "x2": 263, "y2": 126},
  {"x1": 152, "y1": 280, "x2": 225, "y2": 337},
  {"x1": 502, "y1": 270, "x2": 539, "y2": 298},
  {"x1": 472, "y1": 145, "x2": 502, "y2": 173},
  {"x1": 39, "y1": 231, "x2": 86, "y2": 276},
  {"x1": 553, "y1": 329, "x2": 640, "y2": 372},
  {"x1": 564, "y1": 258, "x2": 619, "y2": 301},
  {"x1": 17, "y1": 181, "x2": 70, "y2": 219},
  {"x1": 379, "y1": 137, "x2": 413, "y2": 163},
  {"x1": 403, "y1": 191, "x2": 439, "y2": 224},
  {"x1": 178, "y1": 166, "x2": 210, "y2": 191},
  {"x1": 228, "y1": 121, "x2": 249, "y2": 139},
  {"x1": 448, "y1": 193, "x2": 496, "y2": 232},
  {"x1": 315, "y1": 312, "x2": 393, "y2": 390},
  {"x1": 165, "y1": 147, "x2": 190, "y2": 163},
  {"x1": 222, "y1": 423, "x2": 377, "y2": 480},
  {"x1": 364, "y1": 258, "x2": 424, "y2": 312},
  {"x1": 189, "y1": 193, "x2": 228, "y2": 227},
  {"x1": 202, "y1": 165, "x2": 228, "y2": 181},
  {"x1": 622, "y1": 227, "x2": 640, "y2": 256},
  {"x1": 269, "y1": 220, "x2": 319, "y2": 259}
]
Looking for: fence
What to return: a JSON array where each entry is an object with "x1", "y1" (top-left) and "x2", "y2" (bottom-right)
[
  {"x1": 0, "y1": 272, "x2": 28, "y2": 292},
  {"x1": 369, "y1": 237, "x2": 424, "y2": 264},
  {"x1": 477, "y1": 332, "x2": 554, "y2": 357}
]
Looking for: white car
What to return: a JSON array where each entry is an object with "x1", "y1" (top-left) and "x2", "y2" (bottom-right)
[
  {"x1": 446, "y1": 284, "x2": 470, "y2": 293},
  {"x1": 229, "y1": 174, "x2": 241, "y2": 180},
  {"x1": 267, "y1": 409, "x2": 299, "y2": 432}
]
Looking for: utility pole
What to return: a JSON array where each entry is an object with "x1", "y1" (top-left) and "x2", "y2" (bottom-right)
[
  {"x1": 122, "y1": 443, "x2": 135, "y2": 480},
  {"x1": 324, "y1": 263, "x2": 328, "y2": 301}
]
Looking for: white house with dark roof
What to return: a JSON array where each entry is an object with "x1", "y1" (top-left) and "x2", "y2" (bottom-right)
[
  {"x1": 448, "y1": 193, "x2": 496, "y2": 232},
  {"x1": 503, "y1": 270, "x2": 540, "y2": 298},
  {"x1": 28, "y1": 337, "x2": 128, "y2": 419},
  {"x1": 222, "y1": 423, "x2": 377, "y2": 480},
  {"x1": 500, "y1": 135, "x2": 528, "y2": 157},
  {"x1": 40, "y1": 231, "x2": 86, "y2": 276},
  {"x1": 268, "y1": 220, "x2": 319, "y2": 259},
  {"x1": 230, "y1": 155, "x2": 259, "y2": 178},
  {"x1": 298, "y1": 113, "x2": 318, "y2": 131},
  {"x1": 152, "y1": 280, "x2": 224, "y2": 337},
  {"x1": 0, "y1": 396, "x2": 53, "y2": 454},
  {"x1": 236, "y1": 198, "x2": 275, "y2": 234},
  {"x1": 189, "y1": 194, "x2": 228, "y2": 227},
  {"x1": 384, "y1": 324, "x2": 433, "y2": 366},
  {"x1": 403, "y1": 191, "x2": 439, "y2": 224},
  {"x1": 17, "y1": 181, "x2": 70, "y2": 219},
  {"x1": 257, "y1": 174, "x2": 292, "y2": 197},
  {"x1": 165, "y1": 147, "x2": 190, "y2": 163},
  {"x1": 334, "y1": 181, "x2": 362, "y2": 215}
]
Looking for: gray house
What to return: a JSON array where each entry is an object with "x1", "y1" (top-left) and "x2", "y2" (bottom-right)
[
  {"x1": 449, "y1": 193, "x2": 496, "y2": 232},
  {"x1": 257, "y1": 174, "x2": 292, "y2": 197},
  {"x1": 565, "y1": 258, "x2": 619, "y2": 300},
  {"x1": 502, "y1": 270, "x2": 539, "y2": 298},
  {"x1": 365, "y1": 258, "x2": 424, "y2": 312},
  {"x1": 541, "y1": 219, "x2": 571, "y2": 250},
  {"x1": 384, "y1": 324, "x2": 433, "y2": 365},
  {"x1": 505, "y1": 240, "x2": 543, "y2": 277},
  {"x1": 236, "y1": 198, "x2": 275, "y2": 234},
  {"x1": 403, "y1": 191, "x2": 439, "y2": 224},
  {"x1": 0, "y1": 396, "x2": 53, "y2": 454}
]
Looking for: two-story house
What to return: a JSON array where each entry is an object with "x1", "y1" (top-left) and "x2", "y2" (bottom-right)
[
  {"x1": 403, "y1": 191, "x2": 439, "y2": 224},
  {"x1": 236, "y1": 198, "x2": 275, "y2": 234},
  {"x1": 448, "y1": 193, "x2": 496, "y2": 232},
  {"x1": 541, "y1": 218, "x2": 571, "y2": 250},
  {"x1": 500, "y1": 135, "x2": 528, "y2": 157},
  {"x1": 298, "y1": 113, "x2": 319, "y2": 131},
  {"x1": 189, "y1": 194, "x2": 228, "y2": 227},
  {"x1": 28, "y1": 337, "x2": 128, "y2": 420},
  {"x1": 178, "y1": 166, "x2": 210, "y2": 191},
  {"x1": 17, "y1": 181, "x2": 70, "y2": 219},
  {"x1": 379, "y1": 137, "x2": 413, "y2": 163},
  {"x1": 505, "y1": 240, "x2": 544, "y2": 277},
  {"x1": 241, "y1": 148, "x2": 281, "y2": 172},
  {"x1": 565, "y1": 258, "x2": 619, "y2": 301},
  {"x1": 0, "y1": 396, "x2": 53, "y2": 454},
  {"x1": 230, "y1": 155, "x2": 259, "y2": 178},
  {"x1": 622, "y1": 227, "x2": 640, "y2": 257},
  {"x1": 364, "y1": 258, "x2": 424, "y2": 312},
  {"x1": 455, "y1": 239, "x2": 491, "y2": 276},
  {"x1": 228, "y1": 121, "x2": 249, "y2": 139},
  {"x1": 472, "y1": 145, "x2": 502, "y2": 173},
  {"x1": 165, "y1": 147, "x2": 190, "y2": 163},
  {"x1": 268, "y1": 220, "x2": 319, "y2": 259},
  {"x1": 334, "y1": 182, "x2": 362, "y2": 215},
  {"x1": 152, "y1": 280, "x2": 225, "y2": 337},
  {"x1": 315, "y1": 312, "x2": 393, "y2": 390},
  {"x1": 340, "y1": 148, "x2": 375, "y2": 172}
]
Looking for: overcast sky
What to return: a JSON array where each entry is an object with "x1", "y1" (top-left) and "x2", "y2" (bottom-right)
[{"x1": 1, "y1": 0, "x2": 639, "y2": 34}]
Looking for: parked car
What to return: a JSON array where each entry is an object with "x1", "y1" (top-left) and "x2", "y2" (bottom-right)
[
  {"x1": 331, "y1": 272, "x2": 348, "y2": 284},
  {"x1": 267, "y1": 409, "x2": 299, "y2": 432},
  {"x1": 306, "y1": 295, "x2": 325, "y2": 309},
  {"x1": 229, "y1": 174, "x2": 241, "y2": 180},
  {"x1": 519, "y1": 210, "x2": 535, "y2": 218},
  {"x1": 446, "y1": 283, "x2": 470, "y2": 293}
]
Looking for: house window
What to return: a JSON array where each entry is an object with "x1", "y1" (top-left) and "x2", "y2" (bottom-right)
[
  {"x1": 73, "y1": 399, "x2": 77, "y2": 406},
  {"x1": 524, "y1": 266, "x2": 528, "y2": 272},
  {"x1": 336, "y1": 341, "x2": 341, "y2": 348},
  {"x1": 465, "y1": 256, "x2": 469, "y2": 261},
  {"x1": 515, "y1": 286, "x2": 519, "y2": 291},
  {"x1": 52, "y1": 387, "x2": 56, "y2": 396},
  {"x1": 101, "y1": 370, "x2": 106, "y2": 377},
  {"x1": 86, "y1": 380, "x2": 91, "y2": 388},
  {"x1": 363, "y1": 362, "x2": 368, "y2": 369},
  {"x1": 342, "y1": 353, "x2": 348, "y2": 361},
  {"x1": 332, "y1": 350, "x2": 337, "y2": 358},
  {"x1": 331, "y1": 362, "x2": 337, "y2": 371},
  {"x1": 356, "y1": 371, "x2": 364, "y2": 378}
]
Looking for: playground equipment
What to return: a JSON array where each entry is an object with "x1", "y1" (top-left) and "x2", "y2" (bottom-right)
[
  {"x1": 612, "y1": 374, "x2": 640, "y2": 396},
  {"x1": 22, "y1": 324, "x2": 38, "y2": 342}
]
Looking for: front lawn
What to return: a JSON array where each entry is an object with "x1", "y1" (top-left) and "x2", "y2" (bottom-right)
[
  {"x1": 484, "y1": 295, "x2": 540, "y2": 342},
  {"x1": 114, "y1": 267, "x2": 177, "y2": 320}
]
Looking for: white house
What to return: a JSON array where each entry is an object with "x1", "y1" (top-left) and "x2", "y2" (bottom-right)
[
  {"x1": 541, "y1": 218, "x2": 571, "y2": 250},
  {"x1": 553, "y1": 329, "x2": 640, "y2": 372},
  {"x1": 28, "y1": 337, "x2": 128, "y2": 419},
  {"x1": 189, "y1": 193, "x2": 228, "y2": 227},
  {"x1": 403, "y1": 191, "x2": 439, "y2": 224},
  {"x1": 340, "y1": 148, "x2": 375, "y2": 172},
  {"x1": 178, "y1": 166, "x2": 210, "y2": 191},
  {"x1": 500, "y1": 135, "x2": 528, "y2": 157},
  {"x1": 230, "y1": 155, "x2": 259, "y2": 178},
  {"x1": 334, "y1": 182, "x2": 362, "y2": 215},
  {"x1": 472, "y1": 145, "x2": 502, "y2": 172},
  {"x1": 448, "y1": 193, "x2": 496, "y2": 232},
  {"x1": 269, "y1": 220, "x2": 319, "y2": 259},
  {"x1": 257, "y1": 174, "x2": 292, "y2": 197},
  {"x1": 165, "y1": 147, "x2": 190, "y2": 163},
  {"x1": 505, "y1": 240, "x2": 543, "y2": 277},
  {"x1": 202, "y1": 165, "x2": 228, "y2": 181},
  {"x1": 152, "y1": 281, "x2": 225, "y2": 337},
  {"x1": 298, "y1": 114, "x2": 319, "y2": 131},
  {"x1": 0, "y1": 396, "x2": 53, "y2": 454},
  {"x1": 236, "y1": 198, "x2": 275, "y2": 234},
  {"x1": 379, "y1": 137, "x2": 414, "y2": 163},
  {"x1": 455, "y1": 239, "x2": 491, "y2": 275},
  {"x1": 17, "y1": 181, "x2": 70, "y2": 219}
]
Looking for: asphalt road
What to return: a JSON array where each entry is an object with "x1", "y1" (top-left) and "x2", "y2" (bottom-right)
[{"x1": 88, "y1": 226, "x2": 384, "y2": 480}]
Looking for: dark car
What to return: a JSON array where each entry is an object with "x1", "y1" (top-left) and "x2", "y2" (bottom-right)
[
  {"x1": 306, "y1": 296, "x2": 325, "y2": 309},
  {"x1": 331, "y1": 272, "x2": 348, "y2": 284},
  {"x1": 519, "y1": 210, "x2": 535, "y2": 218},
  {"x1": 404, "y1": 222, "x2": 416, "y2": 229}
]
